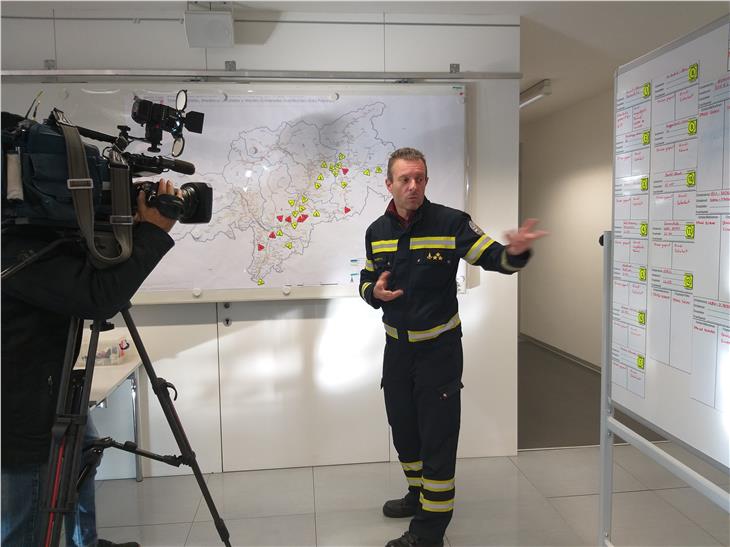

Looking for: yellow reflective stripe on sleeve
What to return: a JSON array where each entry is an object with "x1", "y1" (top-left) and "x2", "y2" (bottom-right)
[
  {"x1": 419, "y1": 493, "x2": 454, "y2": 513},
  {"x1": 365, "y1": 259, "x2": 375, "y2": 272},
  {"x1": 409, "y1": 236, "x2": 456, "y2": 250},
  {"x1": 422, "y1": 477, "x2": 455, "y2": 492},
  {"x1": 384, "y1": 323, "x2": 399, "y2": 340},
  {"x1": 400, "y1": 460, "x2": 423, "y2": 472},
  {"x1": 372, "y1": 239, "x2": 399, "y2": 253},
  {"x1": 500, "y1": 249, "x2": 523, "y2": 272},
  {"x1": 360, "y1": 282, "x2": 372, "y2": 300},
  {"x1": 406, "y1": 476, "x2": 423, "y2": 487},
  {"x1": 464, "y1": 234, "x2": 495, "y2": 264},
  {"x1": 407, "y1": 313, "x2": 461, "y2": 343}
]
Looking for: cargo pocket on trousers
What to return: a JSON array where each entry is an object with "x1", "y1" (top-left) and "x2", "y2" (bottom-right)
[{"x1": 436, "y1": 378, "x2": 464, "y2": 401}]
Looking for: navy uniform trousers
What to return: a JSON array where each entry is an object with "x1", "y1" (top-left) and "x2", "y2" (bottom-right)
[{"x1": 382, "y1": 331, "x2": 464, "y2": 542}]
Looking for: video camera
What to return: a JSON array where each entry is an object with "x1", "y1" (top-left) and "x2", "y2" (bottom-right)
[{"x1": 1, "y1": 90, "x2": 212, "y2": 268}]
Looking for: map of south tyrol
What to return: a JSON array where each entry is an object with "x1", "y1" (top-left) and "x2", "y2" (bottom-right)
[{"x1": 137, "y1": 88, "x2": 466, "y2": 294}]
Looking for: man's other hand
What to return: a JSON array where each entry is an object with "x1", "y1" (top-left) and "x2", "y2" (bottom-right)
[
  {"x1": 505, "y1": 218, "x2": 548, "y2": 255},
  {"x1": 373, "y1": 271, "x2": 404, "y2": 302},
  {"x1": 134, "y1": 178, "x2": 180, "y2": 233}
]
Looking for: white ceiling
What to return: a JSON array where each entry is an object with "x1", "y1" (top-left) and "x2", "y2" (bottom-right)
[
  {"x1": 3, "y1": 1, "x2": 729, "y2": 124},
  {"x1": 230, "y1": 1, "x2": 729, "y2": 124}
]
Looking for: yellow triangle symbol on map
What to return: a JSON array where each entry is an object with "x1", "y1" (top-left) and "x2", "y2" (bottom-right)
[
  {"x1": 257, "y1": 278, "x2": 264, "y2": 286},
  {"x1": 292, "y1": 222, "x2": 298, "y2": 229},
  {"x1": 317, "y1": 174, "x2": 324, "y2": 181},
  {"x1": 363, "y1": 169, "x2": 371, "y2": 176},
  {"x1": 277, "y1": 229, "x2": 283, "y2": 236},
  {"x1": 314, "y1": 182, "x2": 321, "y2": 189},
  {"x1": 302, "y1": 196, "x2": 308, "y2": 203},
  {"x1": 341, "y1": 181, "x2": 348, "y2": 188},
  {"x1": 329, "y1": 163, "x2": 335, "y2": 170},
  {"x1": 286, "y1": 242, "x2": 293, "y2": 249},
  {"x1": 314, "y1": 211, "x2": 320, "y2": 217},
  {"x1": 292, "y1": 210, "x2": 298, "y2": 217},
  {"x1": 375, "y1": 166, "x2": 382, "y2": 173},
  {"x1": 321, "y1": 161, "x2": 327, "y2": 168},
  {"x1": 338, "y1": 153, "x2": 345, "y2": 160},
  {"x1": 299, "y1": 205, "x2": 306, "y2": 212},
  {"x1": 288, "y1": 199, "x2": 295, "y2": 206}
]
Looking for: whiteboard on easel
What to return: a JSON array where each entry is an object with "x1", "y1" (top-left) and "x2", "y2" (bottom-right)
[{"x1": 611, "y1": 15, "x2": 730, "y2": 469}]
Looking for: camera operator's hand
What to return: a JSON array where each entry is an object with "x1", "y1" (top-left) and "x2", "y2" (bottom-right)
[{"x1": 134, "y1": 178, "x2": 180, "y2": 233}]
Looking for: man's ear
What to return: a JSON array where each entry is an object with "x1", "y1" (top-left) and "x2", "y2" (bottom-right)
[{"x1": 385, "y1": 178, "x2": 393, "y2": 194}]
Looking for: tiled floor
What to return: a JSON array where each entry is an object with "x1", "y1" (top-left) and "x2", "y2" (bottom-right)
[{"x1": 95, "y1": 442, "x2": 729, "y2": 547}]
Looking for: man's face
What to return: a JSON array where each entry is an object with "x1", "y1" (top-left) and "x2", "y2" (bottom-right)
[{"x1": 386, "y1": 158, "x2": 428, "y2": 216}]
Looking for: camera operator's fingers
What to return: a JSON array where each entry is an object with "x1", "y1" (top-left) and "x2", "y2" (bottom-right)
[
  {"x1": 133, "y1": 189, "x2": 147, "y2": 222},
  {"x1": 157, "y1": 178, "x2": 175, "y2": 195}
]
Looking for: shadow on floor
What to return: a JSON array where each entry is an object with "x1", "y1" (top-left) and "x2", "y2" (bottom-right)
[{"x1": 518, "y1": 338, "x2": 663, "y2": 449}]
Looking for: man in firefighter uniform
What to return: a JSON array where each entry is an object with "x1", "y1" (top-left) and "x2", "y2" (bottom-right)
[{"x1": 359, "y1": 148, "x2": 546, "y2": 547}]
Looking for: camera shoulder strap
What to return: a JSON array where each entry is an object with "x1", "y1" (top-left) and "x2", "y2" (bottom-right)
[{"x1": 52, "y1": 109, "x2": 133, "y2": 269}]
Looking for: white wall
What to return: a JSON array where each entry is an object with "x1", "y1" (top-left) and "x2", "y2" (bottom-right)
[
  {"x1": 2, "y1": 2, "x2": 521, "y2": 475},
  {"x1": 519, "y1": 88, "x2": 614, "y2": 366}
]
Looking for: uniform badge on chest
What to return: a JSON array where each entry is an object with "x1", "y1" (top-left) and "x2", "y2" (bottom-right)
[{"x1": 426, "y1": 252, "x2": 444, "y2": 261}]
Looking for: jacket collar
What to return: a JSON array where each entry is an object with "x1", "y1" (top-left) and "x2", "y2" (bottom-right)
[{"x1": 385, "y1": 197, "x2": 430, "y2": 229}]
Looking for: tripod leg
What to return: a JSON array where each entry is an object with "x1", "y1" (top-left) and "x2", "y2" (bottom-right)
[
  {"x1": 121, "y1": 307, "x2": 231, "y2": 547},
  {"x1": 42, "y1": 319, "x2": 101, "y2": 547}
]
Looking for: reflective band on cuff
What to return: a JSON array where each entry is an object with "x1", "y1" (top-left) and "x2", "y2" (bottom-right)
[
  {"x1": 365, "y1": 259, "x2": 374, "y2": 272},
  {"x1": 500, "y1": 249, "x2": 522, "y2": 272},
  {"x1": 419, "y1": 493, "x2": 454, "y2": 513},
  {"x1": 401, "y1": 460, "x2": 423, "y2": 471},
  {"x1": 372, "y1": 239, "x2": 399, "y2": 253},
  {"x1": 407, "y1": 313, "x2": 461, "y2": 342},
  {"x1": 360, "y1": 282, "x2": 372, "y2": 299},
  {"x1": 422, "y1": 478, "x2": 455, "y2": 492},
  {"x1": 384, "y1": 323, "x2": 399, "y2": 339},
  {"x1": 464, "y1": 234, "x2": 495, "y2": 264},
  {"x1": 407, "y1": 476, "x2": 423, "y2": 487},
  {"x1": 409, "y1": 236, "x2": 456, "y2": 250}
]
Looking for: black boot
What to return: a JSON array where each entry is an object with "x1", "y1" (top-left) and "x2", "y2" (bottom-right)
[
  {"x1": 382, "y1": 491, "x2": 419, "y2": 518},
  {"x1": 385, "y1": 531, "x2": 443, "y2": 547},
  {"x1": 97, "y1": 540, "x2": 140, "y2": 547}
]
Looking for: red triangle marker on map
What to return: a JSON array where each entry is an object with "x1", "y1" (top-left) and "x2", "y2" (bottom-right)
[
  {"x1": 342, "y1": 167, "x2": 349, "y2": 175},
  {"x1": 344, "y1": 207, "x2": 351, "y2": 214},
  {"x1": 285, "y1": 216, "x2": 292, "y2": 223},
  {"x1": 257, "y1": 244, "x2": 265, "y2": 251},
  {"x1": 297, "y1": 215, "x2": 304, "y2": 223},
  {"x1": 269, "y1": 231, "x2": 276, "y2": 239},
  {"x1": 300, "y1": 214, "x2": 308, "y2": 221},
  {"x1": 277, "y1": 215, "x2": 283, "y2": 222}
]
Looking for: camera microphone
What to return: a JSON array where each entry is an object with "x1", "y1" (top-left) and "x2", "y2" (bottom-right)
[{"x1": 157, "y1": 156, "x2": 195, "y2": 175}]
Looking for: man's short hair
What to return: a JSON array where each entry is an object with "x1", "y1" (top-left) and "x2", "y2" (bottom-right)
[{"x1": 387, "y1": 147, "x2": 428, "y2": 181}]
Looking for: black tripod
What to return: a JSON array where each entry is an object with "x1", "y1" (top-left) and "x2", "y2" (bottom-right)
[{"x1": 41, "y1": 304, "x2": 231, "y2": 547}]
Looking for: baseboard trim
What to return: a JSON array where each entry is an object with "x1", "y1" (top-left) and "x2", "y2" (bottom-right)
[{"x1": 518, "y1": 333, "x2": 601, "y2": 373}]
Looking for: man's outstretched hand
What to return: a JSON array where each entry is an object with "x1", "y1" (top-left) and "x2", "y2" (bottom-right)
[
  {"x1": 505, "y1": 218, "x2": 548, "y2": 255},
  {"x1": 373, "y1": 271, "x2": 404, "y2": 302}
]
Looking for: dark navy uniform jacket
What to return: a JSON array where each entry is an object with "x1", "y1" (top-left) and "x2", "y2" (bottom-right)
[{"x1": 359, "y1": 198, "x2": 530, "y2": 343}]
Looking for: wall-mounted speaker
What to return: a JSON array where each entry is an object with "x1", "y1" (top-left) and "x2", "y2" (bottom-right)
[{"x1": 184, "y1": 11, "x2": 234, "y2": 48}]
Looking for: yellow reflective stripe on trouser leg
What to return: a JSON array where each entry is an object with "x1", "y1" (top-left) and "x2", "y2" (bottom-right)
[
  {"x1": 407, "y1": 313, "x2": 461, "y2": 342},
  {"x1": 400, "y1": 460, "x2": 423, "y2": 472},
  {"x1": 372, "y1": 239, "x2": 399, "y2": 253},
  {"x1": 419, "y1": 492, "x2": 454, "y2": 513},
  {"x1": 401, "y1": 460, "x2": 423, "y2": 487},
  {"x1": 464, "y1": 234, "x2": 495, "y2": 264},
  {"x1": 360, "y1": 282, "x2": 372, "y2": 299},
  {"x1": 422, "y1": 477, "x2": 455, "y2": 492},
  {"x1": 384, "y1": 323, "x2": 399, "y2": 339}
]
